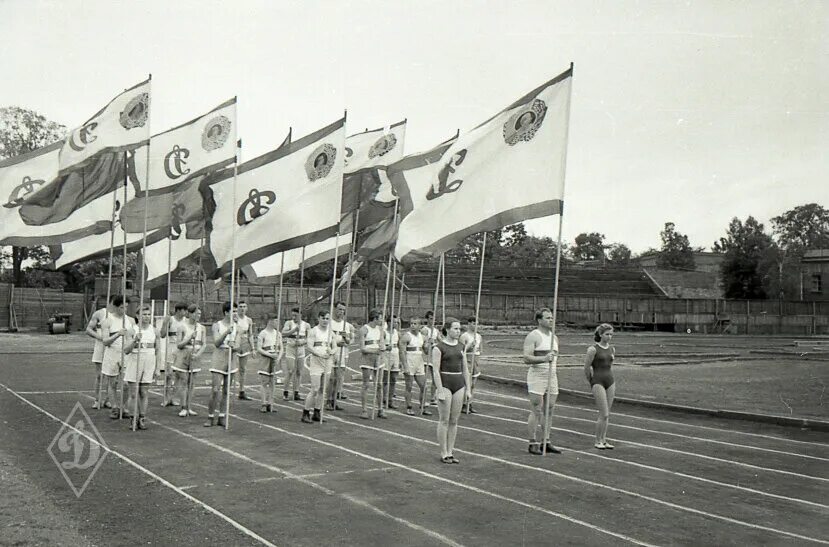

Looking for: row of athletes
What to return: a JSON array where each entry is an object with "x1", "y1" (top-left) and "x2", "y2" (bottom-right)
[{"x1": 86, "y1": 296, "x2": 616, "y2": 459}]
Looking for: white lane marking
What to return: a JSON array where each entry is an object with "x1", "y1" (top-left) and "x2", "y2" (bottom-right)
[
  {"x1": 336, "y1": 386, "x2": 828, "y2": 510},
  {"x1": 278, "y1": 397, "x2": 828, "y2": 545},
  {"x1": 0, "y1": 383, "x2": 278, "y2": 547},
  {"x1": 476, "y1": 388, "x2": 829, "y2": 449},
  {"x1": 16, "y1": 390, "x2": 95, "y2": 394}
]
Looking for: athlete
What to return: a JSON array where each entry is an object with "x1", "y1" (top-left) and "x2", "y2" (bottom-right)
[
  {"x1": 235, "y1": 300, "x2": 255, "y2": 401},
  {"x1": 522, "y1": 308, "x2": 562, "y2": 455},
  {"x1": 399, "y1": 316, "x2": 431, "y2": 416},
  {"x1": 459, "y1": 317, "x2": 484, "y2": 413},
  {"x1": 302, "y1": 311, "x2": 333, "y2": 423},
  {"x1": 281, "y1": 307, "x2": 309, "y2": 401},
  {"x1": 87, "y1": 295, "x2": 113, "y2": 409},
  {"x1": 421, "y1": 310, "x2": 441, "y2": 406},
  {"x1": 359, "y1": 310, "x2": 387, "y2": 419},
  {"x1": 158, "y1": 302, "x2": 187, "y2": 407},
  {"x1": 585, "y1": 323, "x2": 616, "y2": 449},
  {"x1": 174, "y1": 304, "x2": 206, "y2": 417},
  {"x1": 328, "y1": 300, "x2": 355, "y2": 409},
  {"x1": 257, "y1": 312, "x2": 283, "y2": 413},
  {"x1": 123, "y1": 305, "x2": 159, "y2": 430},
  {"x1": 204, "y1": 302, "x2": 238, "y2": 428},
  {"x1": 381, "y1": 315, "x2": 401, "y2": 409},
  {"x1": 101, "y1": 295, "x2": 136, "y2": 420},
  {"x1": 432, "y1": 318, "x2": 471, "y2": 464}
]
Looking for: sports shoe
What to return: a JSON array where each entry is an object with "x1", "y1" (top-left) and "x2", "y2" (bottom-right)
[
  {"x1": 178, "y1": 409, "x2": 188, "y2": 417},
  {"x1": 603, "y1": 442, "x2": 614, "y2": 450},
  {"x1": 217, "y1": 415, "x2": 226, "y2": 427},
  {"x1": 312, "y1": 409, "x2": 324, "y2": 423},
  {"x1": 187, "y1": 410, "x2": 198, "y2": 416},
  {"x1": 337, "y1": 393, "x2": 348, "y2": 400},
  {"x1": 594, "y1": 443, "x2": 606, "y2": 450},
  {"x1": 137, "y1": 417, "x2": 147, "y2": 430},
  {"x1": 104, "y1": 401, "x2": 113, "y2": 409},
  {"x1": 109, "y1": 408, "x2": 120, "y2": 420},
  {"x1": 528, "y1": 442, "x2": 543, "y2": 455},
  {"x1": 260, "y1": 404, "x2": 268, "y2": 413},
  {"x1": 239, "y1": 392, "x2": 253, "y2": 401},
  {"x1": 92, "y1": 401, "x2": 100, "y2": 409},
  {"x1": 544, "y1": 443, "x2": 562, "y2": 454},
  {"x1": 283, "y1": 391, "x2": 290, "y2": 401},
  {"x1": 359, "y1": 410, "x2": 369, "y2": 420},
  {"x1": 377, "y1": 410, "x2": 387, "y2": 419},
  {"x1": 324, "y1": 401, "x2": 335, "y2": 411},
  {"x1": 301, "y1": 410, "x2": 313, "y2": 423},
  {"x1": 388, "y1": 401, "x2": 398, "y2": 409},
  {"x1": 204, "y1": 414, "x2": 216, "y2": 427},
  {"x1": 421, "y1": 408, "x2": 432, "y2": 416},
  {"x1": 293, "y1": 392, "x2": 304, "y2": 401},
  {"x1": 449, "y1": 455, "x2": 460, "y2": 464}
]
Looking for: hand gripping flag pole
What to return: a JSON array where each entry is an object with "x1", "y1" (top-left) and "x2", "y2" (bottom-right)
[
  {"x1": 119, "y1": 151, "x2": 130, "y2": 421},
  {"x1": 224, "y1": 137, "x2": 242, "y2": 431},
  {"x1": 384, "y1": 199, "x2": 401, "y2": 410},
  {"x1": 317, "y1": 232, "x2": 340, "y2": 426},
  {"x1": 542, "y1": 63, "x2": 574, "y2": 456},
  {"x1": 465, "y1": 232, "x2": 487, "y2": 414},
  {"x1": 371, "y1": 219, "x2": 395, "y2": 420}
]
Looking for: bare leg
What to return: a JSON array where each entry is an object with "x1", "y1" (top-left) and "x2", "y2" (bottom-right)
[
  {"x1": 360, "y1": 368, "x2": 372, "y2": 414},
  {"x1": 404, "y1": 374, "x2": 414, "y2": 410},
  {"x1": 435, "y1": 387, "x2": 452, "y2": 458},
  {"x1": 447, "y1": 388, "x2": 466, "y2": 457},
  {"x1": 527, "y1": 393, "x2": 544, "y2": 442}
]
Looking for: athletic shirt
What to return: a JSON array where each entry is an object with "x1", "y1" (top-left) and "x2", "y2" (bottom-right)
[
  {"x1": 90, "y1": 308, "x2": 107, "y2": 336},
  {"x1": 179, "y1": 320, "x2": 205, "y2": 350},
  {"x1": 459, "y1": 331, "x2": 482, "y2": 356},
  {"x1": 405, "y1": 331, "x2": 424, "y2": 353},
  {"x1": 213, "y1": 320, "x2": 237, "y2": 349},
  {"x1": 165, "y1": 316, "x2": 185, "y2": 357},
  {"x1": 307, "y1": 325, "x2": 332, "y2": 368},
  {"x1": 283, "y1": 319, "x2": 309, "y2": 346},
  {"x1": 103, "y1": 315, "x2": 136, "y2": 353},
  {"x1": 530, "y1": 329, "x2": 559, "y2": 371},
  {"x1": 591, "y1": 344, "x2": 614, "y2": 373},
  {"x1": 361, "y1": 324, "x2": 381, "y2": 366},
  {"x1": 132, "y1": 323, "x2": 157, "y2": 349},
  {"x1": 258, "y1": 328, "x2": 280, "y2": 353},
  {"x1": 436, "y1": 340, "x2": 464, "y2": 374},
  {"x1": 330, "y1": 318, "x2": 353, "y2": 347}
]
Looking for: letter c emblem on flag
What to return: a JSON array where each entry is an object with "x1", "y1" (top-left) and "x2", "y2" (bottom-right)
[
  {"x1": 68, "y1": 122, "x2": 99, "y2": 152},
  {"x1": 164, "y1": 145, "x2": 191, "y2": 180},
  {"x1": 237, "y1": 188, "x2": 276, "y2": 226},
  {"x1": 426, "y1": 149, "x2": 468, "y2": 201},
  {"x1": 3, "y1": 175, "x2": 45, "y2": 208}
]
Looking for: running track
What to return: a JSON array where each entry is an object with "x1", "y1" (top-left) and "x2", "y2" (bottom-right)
[{"x1": 0, "y1": 352, "x2": 826, "y2": 546}]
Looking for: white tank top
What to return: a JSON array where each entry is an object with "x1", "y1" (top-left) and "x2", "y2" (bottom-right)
[
  {"x1": 406, "y1": 331, "x2": 424, "y2": 353},
  {"x1": 363, "y1": 324, "x2": 381, "y2": 350},
  {"x1": 134, "y1": 324, "x2": 156, "y2": 349}
]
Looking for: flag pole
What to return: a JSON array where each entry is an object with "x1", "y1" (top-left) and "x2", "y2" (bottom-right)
[
  {"x1": 298, "y1": 246, "x2": 306, "y2": 313},
  {"x1": 371, "y1": 235, "x2": 394, "y2": 420},
  {"x1": 542, "y1": 62, "x2": 573, "y2": 456},
  {"x1": 422, "y1": 254, "x2": 442, "y2": 415},
  {"x1": 225, "y1": 138, "x2": 241, "y2": 431},
  {"x1": 97, "y1": 179, "x2": 119, "y2": 409},
  {"x1": 133, "y1": 74, "x2": 153, "y2": 432},
  {"x1": 441, "y1": 253, "x2": 446, "y2": 326},
  {"x1": 276, "y1": 253, "x2": 285, "y2": 394},
  {"x1": 161, "y1": 233, "x2": 172, "y2": 406},
  {"x1": 318, "y1": 232, "x2": 340, "y2": 426},
  {"x1": 119, "y1": 151, "x2": 130, "y2": 421},
  {"x1": 466, "y1": 232, "x2": 487, "y2": 414},
  {"x1": 384, "y1": 199, "x2": 401, "y2": 409},
  {"x1": 198, "y1": 227, "x2": 205, "y2": 308}
]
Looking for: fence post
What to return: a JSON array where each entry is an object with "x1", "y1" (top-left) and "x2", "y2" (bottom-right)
[
  {"x1": 745, "y1": 300, "x2": 750, "y2": 335},
  {"x1": 813, "y1": 301, "x2": 817, "y2": 335}
]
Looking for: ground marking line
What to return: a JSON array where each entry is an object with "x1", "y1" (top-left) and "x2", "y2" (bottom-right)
[
  {"x1": 476, "y1": 388, "x2": 829, "y2": 449},
  {"x1": 0, "y1": 383, "x2": 278, "y2": 547},
  {"x1": 15, "y1": 390, "x2": 96, "y2": 395},
  {"x1": 471, "y1": 398, "x2": 829, "y2": 483},
  {"x1": 138, "y1": 393, "x2": 465, "y2": 547},
  {"x1": 279, "y1": 397, "x2": 829, "y2": 545},
  {"x1": 165, "y1": 394, "x2": 656, "y2": 547},
  {"x1": 470, "y1": 395, "x2": 829, "y2": 462},
  {"x1": 335, "y1": 387, "x2": 828, "y2": 510}
]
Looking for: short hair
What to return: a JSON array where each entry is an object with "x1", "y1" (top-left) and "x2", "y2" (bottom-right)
[
  {"x1": 441, "y1": 317, "x2": 461, "y2": 336},
  {"x1": 111, "y1": 295, "x2": 124, "y2": 307},
  {"x1": 467, "y1": 316, "x2": 477, "y2": 324},
  {"x1": 594, "y1": 323, "x2": 614, "y2": 342},
  {"x1": 291, "y1": 307, "x2": 300, "y2": 313},
  {"x1": 174, "y1": 302, "x2": 188, "y2": 312},
  {"x1": 264, "y1": 312, "x2": 277, "y2": 322},
  {"x1": 186, "y1": 304, "x2": 199, "y2": 314},
  {"x1": 424, "y1": 310, "x2": 434, "y2": 319},
  {"x1": 535, "y1": 308, "x2": 552, "y2": 322},
  {"x1": 222, "y1": 302, "x2": 236, "y2": 314},
  {"x1": 108, "y1": 294, "x2": 118, "y2": 303},
  {"x1": 238, "y1": 300, "x2": 247, "y2": 305},
  {"x1": 318, "y1": 310, "x2": 330, "y2": 318},
  {"x1": 139, "y1": 304, "x2": 152, "y2": 313},
  {"x1": 368, "y1": 309, "x2": 380, "y2": 321},
  {"x1": 334, "y1": 300, "x2": 346, "y2": 308}
]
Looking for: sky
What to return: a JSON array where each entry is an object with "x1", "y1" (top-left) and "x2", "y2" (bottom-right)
[{"x1": 1, "y1": 0, "x2": 826, "y2": 253}]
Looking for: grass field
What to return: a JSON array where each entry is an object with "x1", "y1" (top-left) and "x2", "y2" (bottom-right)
[{"x1": 0, "y1": 331, "x2": 827, "y2": 546}]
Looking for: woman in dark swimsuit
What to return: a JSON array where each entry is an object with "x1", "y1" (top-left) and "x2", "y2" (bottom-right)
[
  {"x1": 431, "y1": 317, "x2": 471, "y2": 464},
  {"x1": 584, "y1": 323, "x2": 615, "y2": 449}
]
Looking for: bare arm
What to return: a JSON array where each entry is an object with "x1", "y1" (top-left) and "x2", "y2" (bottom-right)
[
  {"x1": 193, "y1": 326, "x2": 207, "y2": 358},
  {"x1": 584, "y1": 345, "x2": 596, "y2": 381},
  {"x1": 431, "y1": 346, "x2": 444, "y2": 393},
  {"x1": 85, "y1": 312, "x2": 103, "y2": 340}
]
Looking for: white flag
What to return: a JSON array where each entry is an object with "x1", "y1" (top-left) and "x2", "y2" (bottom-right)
[
  {"x1": 344, "y1": 120, "x2": 406, "y2": 174},
  {"x1": 53, "y1": 225, "x2": 144, "y2": 269},
  {"x1": 59, "y1": 78, "x2": 152, "y2": 173},
  {"x1": 143, "y1": 234, "x2": 203, "y2": 285},
  {"x1": 207, "y1": 117, "x2": 346, "y2": 276},
  {"x1": 393, "y1": 67, "x2": 572, "y2": 264}
]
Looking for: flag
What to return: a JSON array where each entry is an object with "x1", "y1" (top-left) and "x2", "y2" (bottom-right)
[
  {"x1": 205, "y1": 117, "x2": 346, "y2": 277},
  {"x1": 142, "y1": 227, "x2": 204, "y2": 286},
  {"x1": 118, "y1": 98, "x2": 237, "y2": 232},
  {"x1": 392, "y1": 67, "x2": 572, "y2": 265},
  {"x1": 0, "y1": 142, "x2": 138, "y2": 245},
  {"x1": 242, "y1": 120, "x2": 405, "y2": 282},
  {"x1": 52, "y1": 226, "x2": 147, "y2": 269},
  {"x1": 59, "y1": 78, "x2": 152, "y2": 173}
]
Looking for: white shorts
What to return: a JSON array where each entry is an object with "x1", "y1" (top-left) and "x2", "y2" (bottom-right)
[
  {"x1": 360, "y1": 353, "x2": 385, "y2": 370},
  {"x1": 383, "y1": 351, "x2": 401, "y2": 373},
  {"x1": 124, "y1": 351, "x2": 156, "y2": 384},
  {"x1": 403, "y1": 353, "x2": 425, "y2": 376},
  {"x1": 92, "y1": 340, "x2": 104, "y2": 364},
  {"x1": 333, "y1": 346, "x2": 349, "y2": 369},
  {"x1": 101, "y1": 346, "x2": 125, "y2": 377},
  {"x1": 527, "y1": 365, "x2": 558, "y2": 396},
  {"x1": 285, "y1": 345, "x2": 306, "y2": 359}
]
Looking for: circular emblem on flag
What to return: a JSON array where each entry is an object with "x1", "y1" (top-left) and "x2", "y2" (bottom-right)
[
  {"x1": 305, "y1": 143, "x2": 337, "y2": 181},
  {"x1": 119, "y1": 93, "x2": 150, "y2": 130},
  {"x1": 368, "y1": 134, "x2": 397, "y2": 159},
  {"x1": 502, "y1": 99, "x2": 547, "y2": 146},
  {"x1": 202, "y1": 116, "x2": 232, "y2": 151}
]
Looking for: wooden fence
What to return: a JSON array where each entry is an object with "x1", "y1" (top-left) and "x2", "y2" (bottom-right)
[{"x1": 0, "y1": 283, "x2": 87, "y2": 331}]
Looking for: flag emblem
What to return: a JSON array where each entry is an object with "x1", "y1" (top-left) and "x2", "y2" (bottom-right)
[
  {"x1": 305, "y1": 143, "x2": 337, "y2": 181},
  {"x1": 237, "y1": 188, "x2": 276, "y2": 226},
  {"x1": 368, "y1": 134, "x2": 397, "y2": 159},
  {"x1": 119, "y1": 93, "x2": 150, "y2": 130},
  {"x1": 202, "y1": 116, "x2": 232, "y2": 151},
  {"x1": 502, "y1": 99, "x2": 547, "y2": 146},
  {"x1": 3, "y1": 176, "x2": 46, "y2": 208}
]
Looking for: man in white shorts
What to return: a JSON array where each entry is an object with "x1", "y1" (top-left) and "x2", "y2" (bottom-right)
[
  {"x1": 100, "y1": 295, "x2": 136, "y2": 420},
  {"x1": 358, "y1": 309, "x2": 386, "y2": 419},
  {"x1": 123, "y1": 304, "x2": 158, "y2": 430},
  {"x1": 459, "y1": 316, "x2": 484, "y2": 414},
  {"x1": 87, "y1": 295, "x2": 113, "y2": 409},
  {"x1": 282, "y1": 307, "x2": 309, "y2": 401},
  {"x1": 399, "y1": 316, "x2": 431, "y2": 416},
  {"x1": 327, "y1": 300, "x2": 354, "y2": 410},
  {"x1": 158, "y1": 302, "x2": 187, "y2": 407},
  {"x1": 382, "y1": 314, "x2": 401, "y2": 409},
  {"x1": 235, "y1": 301, "x2": 255, "y2": 401},
  {"x1": 302, "y1": 311, "x2": 333, "y2": 423},
  {"x1": 522, "y1": 308, "x2": 561, "y2": 455}
]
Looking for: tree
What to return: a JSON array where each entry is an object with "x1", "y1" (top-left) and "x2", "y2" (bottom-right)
[
  {"x1": 656, "y1": 222, "x2": 696, "y2": 269},
  {"x1": 713, "y1": 216, "x2": 774, "y2": 299},
  {"x1": 771, "y1": 203, "x2": 829, "y2": 253},
  {"x1": 607, "y1": 243, "x2": 632, "y2": 267},
  {"x1": 571, "y1": 232, "x2": 606, "y2": 262},
  {"x1": 0, "y1": 107, "x2": 65, "y2": 286}
]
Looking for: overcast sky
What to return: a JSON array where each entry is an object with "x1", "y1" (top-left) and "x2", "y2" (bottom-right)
[{"x1": 1, "y1": 0, "x2": 825, "y2": 253}]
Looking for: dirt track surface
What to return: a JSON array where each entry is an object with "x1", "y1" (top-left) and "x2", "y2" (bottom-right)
[{"x1": 0, "y1": 343, "x2": 827, "y2": 546}]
